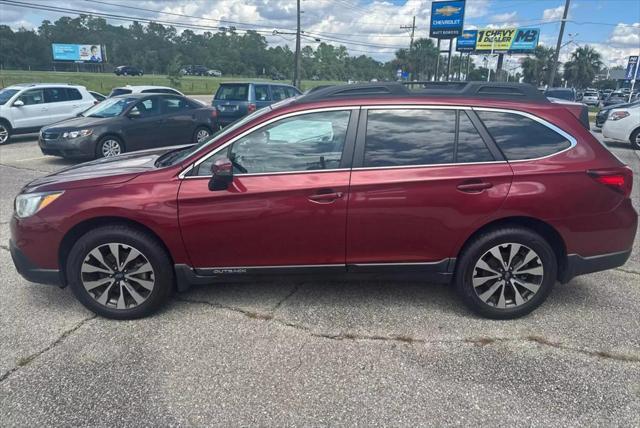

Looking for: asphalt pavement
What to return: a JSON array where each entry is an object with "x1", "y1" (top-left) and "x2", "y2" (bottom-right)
[{"x1": 0, "y1": 128, "x2": 639, "y2": 426}]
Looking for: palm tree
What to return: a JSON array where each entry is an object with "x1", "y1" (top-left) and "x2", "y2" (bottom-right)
[
  {"x1": 521, "y1": 46, "x2": 556, "y2": 87},
  {"x1": 563, "y1": 46, "x2": 602, "y2": 88}
]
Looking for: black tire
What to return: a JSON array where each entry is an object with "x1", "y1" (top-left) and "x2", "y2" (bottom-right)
[
  {"x1": 630, "y1": 128, "x2": 640, "y2": 150},
  {"x1": 66, "y1": 225, "x2": 174, "y2": 319},
  {"x1": 96, "y1": 135, "x2": 124, "y2": 158},
  {"x1": 193, "y1": 126, "x2": 212, "y2": 143},
  {"x1": 455, "y1": 227, "x2": 557, "y2": 319},
  {"x1": 0, "y1": 120, "x2": 11, "y2": 145}
]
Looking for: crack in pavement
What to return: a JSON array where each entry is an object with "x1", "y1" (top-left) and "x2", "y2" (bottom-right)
[
  {"x1": 0, "y1": 244, "x2": 9, "y2": 252},
  {"x1": 0, "y1": 162, "x2": 49, "y2": 174},
  {"x1": 176, "y1": 298, "x2": 640, "y2": 363},
  {"x1": 0, "y1": 314, "x2": 97, "y2": 383},
  {"x1": 271, "y1": 283, "x2": 302, "y2": 313},
  {"x1": 615, "y1": 267, "x2": 640, "y2": 277}
]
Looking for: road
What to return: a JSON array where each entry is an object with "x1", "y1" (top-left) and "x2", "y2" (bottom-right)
[{"x1": 0, "y1": 130, "x2": 639, "y2": 426}]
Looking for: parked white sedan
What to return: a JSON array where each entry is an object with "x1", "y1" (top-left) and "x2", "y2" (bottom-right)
[{"x1": 602, "y1": 104, "x2": 640, "y2": 150}]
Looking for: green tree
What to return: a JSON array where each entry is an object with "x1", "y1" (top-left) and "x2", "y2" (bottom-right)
[
  {"x1": 563, "y1": 45, "x2": 602, "y2": 88},
  {"x1": 521, "y1": 46, "x2": 556, "y2": 87}
]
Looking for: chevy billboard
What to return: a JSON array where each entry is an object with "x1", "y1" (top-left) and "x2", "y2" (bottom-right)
[
  {"x1": 430, "y1": 0, "x2": 465, "y2": 38},
  {"x1": 52, "y1": 44, "x2": 104, "y2": 63},
  {"x1": 458, "y1": 28, "x2": 540, "y2": 53}
]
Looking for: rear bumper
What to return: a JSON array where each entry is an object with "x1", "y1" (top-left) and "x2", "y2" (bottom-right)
[
  {"x1": 560, "y1": 249, "x2": 632, "y2": 283},
  {"x1": 9, "y1": 240, "x2": 63, "y2": 287}
]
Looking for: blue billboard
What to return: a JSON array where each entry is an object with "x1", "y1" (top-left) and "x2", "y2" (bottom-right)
[
  {"x1": 456, "y1": 30, "x2": 477, "y2": 52},
  {"x1": 625, "y1": 56, "x2": 638, "y2": 80},
  {"x1": 430, "y1": 0, "x2": 466, "y2": 38},
  {"x1": 52, "y1": 44, "x2": 104, "y2": 63}
]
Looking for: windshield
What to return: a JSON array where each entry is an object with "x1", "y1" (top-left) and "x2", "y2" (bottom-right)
[
  {"x1": 82, "y1": 97, "x2": 137, "y2": 118},
  {"x1": 109, "y1": 88, "x2": 133, "y2": 97},
  {"x1": 0, "y1": 88, "x2": 19, "y2": 105},
  {"x1": 584, "y1": 92, "x2": 597, "y2": 97}
]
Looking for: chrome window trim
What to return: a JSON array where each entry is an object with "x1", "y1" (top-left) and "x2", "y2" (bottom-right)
[
  {"x1": 471, "y1": 107, "x2": 578, "y2": 162},
  {"x1": 351, "y1": 160, "x2": 507, "y2": 172},
  {"x1": 179, "y1": 106, "x2": 359, "y2": 179}
]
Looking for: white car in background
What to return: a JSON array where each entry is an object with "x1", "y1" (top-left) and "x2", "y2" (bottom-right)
[
  {"x1": 0, "y1": 83, "x2": 95, "y2": 145},
  {"x1": 581, "y1": 90, "x2": 600, "y2": 106},
  {"x1": 107, "y1": 85, "x2": 185, "y2": 97},
  {"x1": 602, "y1": 104, "x2": 640, "y2": 150}
]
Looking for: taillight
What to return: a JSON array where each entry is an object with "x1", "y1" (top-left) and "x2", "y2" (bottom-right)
[
  {"x1": 210, "y1": 109, "x2": 217, "y2": 118},
  {"x1": 609, "y1": 111, "x2": 630, "y2": 121},
  {"x1": 587, "y1": 167, "x2": 633, "y2": 197},
  {"x1": 247, "y1": 103, "x2": 256, "y2": 113}
]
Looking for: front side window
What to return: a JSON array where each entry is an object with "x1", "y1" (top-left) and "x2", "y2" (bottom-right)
[
  {"x1": 364, "y1": 109, "x2": 456, "y2": 167},
  {"x1": 17, "y1": 89, "x2": 44, "y2": 105},
  {"x1": 477, "y1": 110, "x2": 571, "y2": 160},
  {"x1": 196, "y1": 110, "x2": 351, "y2": 175}
]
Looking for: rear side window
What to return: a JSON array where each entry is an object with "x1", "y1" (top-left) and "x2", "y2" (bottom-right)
[
  {"x1": 271, "y1": 86, "x2": 288, "y2": 101},
  {"x1": 285, "y1": 87, "x2": 299, "y2": 98},
  {"x1": 161, "y1": 96, "x2": 192, "y2": 113},
  {"x1": 477, "y1": 110, "x2": 571, "y2": 160},
  {"x1": 110, "y1": 88, "x2": 132, "y2": 97},
  {"x1": 457, "y1": 112, "x2": 495, "y2": 163},
  {"x1": 44, "y1": 88, "x2": 68, "y2": 103},
  {"x1": 215, "y1": 84, "x2": 249, "y2": 101},
  {"x1": 66, "y1": 88, "x2": 83, "y2": 101},
  {"x1": 254, "y1": 85, "x2": 271, "y2": 101},
  {"x1": 364, "y1": 109, "x2": 456, "y2": 167}
]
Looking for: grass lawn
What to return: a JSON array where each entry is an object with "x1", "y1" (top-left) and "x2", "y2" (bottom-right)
[{"x1": 0, "y1": 70, "x2": 342, "y2": 95}]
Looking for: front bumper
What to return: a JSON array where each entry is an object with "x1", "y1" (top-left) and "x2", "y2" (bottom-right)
[
  {"x1": 39, "y1": 134, "x2": 96, "y2": 159},
  {"x1": 9, "y1": 240, "x2": 63, "y2": 287},
  {"x1": 560, "y1": 249, "x2": 632, "y2": 283}
]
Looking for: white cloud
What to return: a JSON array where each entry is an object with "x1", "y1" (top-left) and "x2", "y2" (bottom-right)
[
  {"x1": 491, "y1": 12, "x2": 518, "y2": 22},
  {"x1": 542, "y1": 5, "x2": 565, "y2": 22},
  {"x1": 608, "y1": 22, "x2": 640, "y2": 47}
]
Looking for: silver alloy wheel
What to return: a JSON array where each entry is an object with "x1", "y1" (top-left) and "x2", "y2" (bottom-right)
[
  {"x1": 0, "y1": 124, "x2": 8, "y2": 144},
  {"x1": 196, "y1": 128, "x2": 210, "y2": 142},
  {"x1": 635, "y1": 132, "x2": 640, "y2": 144},
  {"x1": 472, "y1": 243, "x2": 544, "y2": 309},
  {"x1": 81, "y1": 242, "x2": 155, "y2": 310},
  {"x1": 101, "y1": 139, "x2": 121, "y2": 157}
]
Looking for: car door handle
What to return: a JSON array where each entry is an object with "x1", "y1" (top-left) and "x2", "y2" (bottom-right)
[
  {"x1": 308, "y1": 191, "x2": 344, "y2": 203},
  {"x1": 457, "y1": 181, "x2": 493, "y2": 193}
]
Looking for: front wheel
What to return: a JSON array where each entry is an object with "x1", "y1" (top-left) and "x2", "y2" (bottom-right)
[
  {"x1": 630, "y1": 129, "x2": 640, "y2": 150},
  {"x1": 66, "y1": 225, "x2": 174, "y2": 319},
  {"x1": 97, "y1": 136, "x2": 124, "y2": 158},
  {"x1": 455, "y1": 227, "x2": 557, "y2": 319}
]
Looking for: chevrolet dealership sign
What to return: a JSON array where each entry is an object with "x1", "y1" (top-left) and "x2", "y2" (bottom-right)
[
  {"x1": 430, "y1": 1, "x2": 466, "y2": 38},
  {"x1": 457, "y1": 27, "x2": 540, "y2": 53}
]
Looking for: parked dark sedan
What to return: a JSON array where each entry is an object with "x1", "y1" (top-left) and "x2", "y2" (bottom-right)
[
  {"x1": 114, "y1": 65, "x2": 144, "y2": 76},
  {"x1": 39, "y1": 94, "x2": 217, "y2": 159}
]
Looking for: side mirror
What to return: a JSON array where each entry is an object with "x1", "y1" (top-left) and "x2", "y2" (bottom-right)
[
  {"x1": 12, "y1": 100, "x2": 24, "y2": 107},
  {"x1": 208, "y1": 157, "x2": 233, "y2": 191}
]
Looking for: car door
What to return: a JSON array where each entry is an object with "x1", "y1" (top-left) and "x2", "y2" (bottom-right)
[
  {"x1": 178, "y1": 108, "x2": 358, "y2": 271},
  {"x1": 346, "y1": 107, "x2": 513, "y2": 268},
  {"x1": 159, "y1": 95, "x2": 197, "y2": 144},
  {"x1": 121, "y1": 96, "x2": 165, "y2": 151},
  {"x1": 11, "y1": 89, "x2": 47, "y2": 130},
  {"x1": 42, "y1": 87, "x2": 72, "y2": 125}
]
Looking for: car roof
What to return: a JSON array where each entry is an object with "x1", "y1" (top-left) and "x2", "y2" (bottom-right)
[
  {"x1": 110, "y1": 93, "x2": 182, "y2": 99},
  {"x1": 7, "y1": 83, "x2": 86, "y2": 89},
  {"x1": 115, "y1": 85, "x2": 179, "y2": 91},
  {"x1": 219, "y1": 82, "x2": 296, "y2": 87}
]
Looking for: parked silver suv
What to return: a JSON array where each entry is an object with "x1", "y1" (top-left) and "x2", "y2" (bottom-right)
[{"x1": 0, "y1": 83, "x2": 95, "y2": 144}]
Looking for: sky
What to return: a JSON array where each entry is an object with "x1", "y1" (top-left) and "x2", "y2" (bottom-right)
[{"x1": 0, "y1": 0, "x2": 638, "y2": 69}]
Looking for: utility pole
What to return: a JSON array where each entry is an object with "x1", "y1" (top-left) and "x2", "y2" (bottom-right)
[
  {"x1": 400, "y1": 16, "x2": 416, "y2": 80},
  {"x1": 292, "y1": 0, "x2": 301, "y2": 88},
  {"x1": 548, "y1": 0, "x2": 570, "y2": 88},
  {"x1": 446, "y1": 39, "x2": 453, "y2": 81},
  {"x1": 434, "y1": 40, "x2": 441, "y2": 81}
]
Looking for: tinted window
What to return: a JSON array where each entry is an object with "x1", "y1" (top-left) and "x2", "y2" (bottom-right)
[
  {"x1": 17, "y1": 89, "x2": 44, "y2": 105},
  {"x1": 215, "y1": 84, "x2": 249, "y2": 101},
  {"x1": 142, "y1": 88, "x2": 179, "y2": 95},
  {"x1": 545, "y1": 89, "x2": 575, "y2": 101},
  {"x1": 285, "y1": 87, "x2": 299, "y2": 98},
  {"x1": 271, "y1": 86, "x2": 288, "y2": 101},
  {"x1": 254, "y1": 85, "x2": 271, "y2": 101},
  {"x1": 198, "y1": 110, "x2": 351, "y2": 175},
  {"x1": 477, "y1": 111, "x2": 571, "y2": 160},
  {"x1": 130, "y1": 98, "x2": 160, "y2": 117},
  {"x1": 109, "y1": 88, "x2": 132, "y2": 97},
  {"x1": 364, "y1": 109, "x2": 455, "y2": 167},
  {"x1": 44, "y1": 88, "x2": 68, "y2": 103},
  {"x1": 457, "y1": 112, "x2": 494, "y2": 163},
  {"x1": 161, "y1": 96, "x2": 192, "y2": 113},
  {"x1": 66, "y1": 88, "x2": 83, "y2": 100}
]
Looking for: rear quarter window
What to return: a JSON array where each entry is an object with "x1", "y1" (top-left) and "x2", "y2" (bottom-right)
[{"x1": 477, "y1": 110, "x2": 572, "y2": 160}]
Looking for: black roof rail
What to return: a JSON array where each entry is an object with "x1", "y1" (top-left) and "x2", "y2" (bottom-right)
[{"x1": 297, "y1": 81, "x2": 549, "y2": 103}]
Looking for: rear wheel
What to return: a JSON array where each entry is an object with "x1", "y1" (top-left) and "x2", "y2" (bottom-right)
[
  {"x1": 455, "y1": 227, "x2": 557, "y2": 319},
  {"x1": 0, "y1": 121, "x2": 11, "y2": 145},
  {"x1": 97, "y1": 136, "x2": 124, "y2": 158},
  {"x1": 67, "y1": 225, "x2": 174, "y2": 319},
  {"x1": 193, "y1": 126, "x2": 212, "y2": 143},
  {"x1": 630, "y1": 129, "x2": 640, "y2": 150}
]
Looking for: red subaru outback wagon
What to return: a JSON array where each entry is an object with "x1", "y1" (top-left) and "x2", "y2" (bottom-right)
[{"x1": 9, "y1": 82, "x2": 637, "y2": 319}]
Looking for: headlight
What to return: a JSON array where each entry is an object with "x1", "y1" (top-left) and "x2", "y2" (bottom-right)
[
  {"x1": 609, "y1": 111, "x2": 630, "y2": 121},
  {"x1": 62, "y1": 129, "x2": 93, "y2": 139},
  {"x1": 14, "y1": 191, "x2": 64, "y2": 218}
]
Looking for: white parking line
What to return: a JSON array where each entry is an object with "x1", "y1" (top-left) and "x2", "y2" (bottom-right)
[{"x1": 12, "y1": 156, "x2": 49, "y2": 162}]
